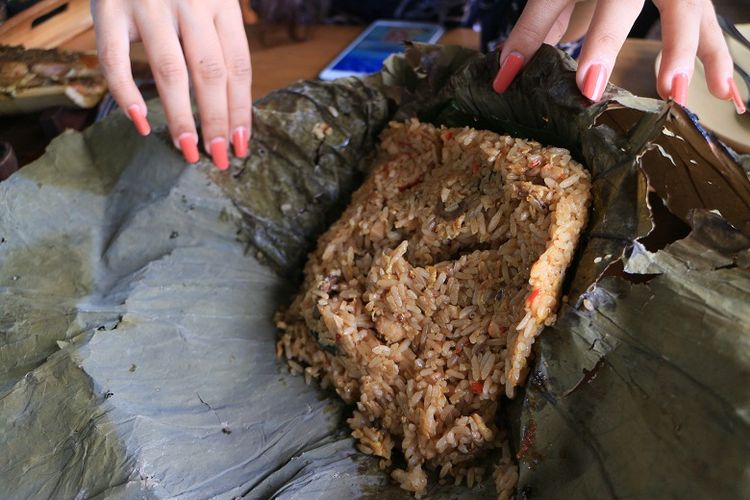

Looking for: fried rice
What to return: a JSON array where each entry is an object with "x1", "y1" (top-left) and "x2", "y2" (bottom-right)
[{"x1": 276, "y1": 119, "x2": 591, "y2": 497}]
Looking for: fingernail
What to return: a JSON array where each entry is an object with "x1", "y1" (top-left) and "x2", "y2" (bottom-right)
[
  {"x1": 178, "y1": 133, "x2": 199, "y2": 164},
  {"x1": 492, "y1": 51, "x2": 524, "y2": 93},
  {"x1": 232, "y1": 127, "x2": 249, "y2": 158},
  {"x1": 126, "y1": 105, "x2": 151, "y2": 136},
  {"x1": 728, "y1": 77, "x2": 747, "y2": 114},
  {"x1": 670, "y1": 73, "x2": 688, "y2": 107},
  {"x1": 582, "y1": 63, "x2": 608, "y2": 102},
  {"x1": 209, "y1": 138, "x2": 229, "y2": 170}
]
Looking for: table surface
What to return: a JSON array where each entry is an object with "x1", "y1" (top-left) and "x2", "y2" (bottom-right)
[
  {"x1": 4, "y1": 25, "x2": 661, "y2": 168},
  {"x1": 60, "y1": 25, "x2": 662, "y2": 101}
]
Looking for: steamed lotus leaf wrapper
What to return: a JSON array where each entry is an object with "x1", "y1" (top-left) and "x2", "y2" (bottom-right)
[{"x1": 0, "y1": 44, "x2": 748, "y2": 499}]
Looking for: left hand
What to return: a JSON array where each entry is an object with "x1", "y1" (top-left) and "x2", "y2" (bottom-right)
[
  {"x1": 492, "y1": 0, "x2": 745, "y2": 113},
  {"x1": 92, "y1": 0, "x2": 253, "y2": 170}
]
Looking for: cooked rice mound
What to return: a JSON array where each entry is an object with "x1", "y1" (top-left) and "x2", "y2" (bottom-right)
[{"x1": 276, "y1": 119, "x2": 591, "y2": 496}]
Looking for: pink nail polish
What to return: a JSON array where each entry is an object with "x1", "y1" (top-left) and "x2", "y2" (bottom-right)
[
  {"x1": 670, "y1": 73, "x2": 688, "y2": 107},
  {"x1": 178, "y1": 133, "x2": 199, "y2": 164},
  {"x1": 582, "y1": 63, "x2": 608, "y2": 102},
  {"x1": 232, "y1": 127, "x2": 249, "y2": 158},
  {"x1": 127, "y1": 105, "x2": 151, "y2": 136},
  {"x1": 210, "y1": 138, "x2": 229, "y2": 170},
  {"x1": 492, "y1": 51, "x2": 525, "y2": 94},
  {"x1": 728, "y1": 77, "x2": 747, "y2": 114}
]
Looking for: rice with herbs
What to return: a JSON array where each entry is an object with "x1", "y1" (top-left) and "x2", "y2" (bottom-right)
[{"x1": 276, "y1": 119, "x2": 591, "y2": 497}]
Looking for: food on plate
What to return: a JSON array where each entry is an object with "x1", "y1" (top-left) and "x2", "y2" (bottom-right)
[
  {"x1": 0, "y1": 45, "x2": 106, "y2": 112},
  {"x1": 276, "y1": 119, "x2": 591, "y2": 496}
]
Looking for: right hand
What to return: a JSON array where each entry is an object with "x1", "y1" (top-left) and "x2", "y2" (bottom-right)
[
  {"x1": 493, "y1": 0, "x2": 743, "y2": 114},
  {"x1": 91, "y1": 0, "x2": 253, "y2": 170}
]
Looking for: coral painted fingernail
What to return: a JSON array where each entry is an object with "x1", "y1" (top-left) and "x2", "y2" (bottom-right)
[
  {"x1": 210, "y1": 138, "x2": 229, "y2": 171},
  {"x1": 492, "y1": 51, "x2": 524, "y2": 93},
  {"x1": 582, "y1": 63, "x2": 608, "y2": 102},
  {"x1": 178, "y1": 133, "x2": 199, "y2": 164},
  {"x1": 232, "y1": 127, "x2": 249, "y2": 158},
  {"x1": 728, "y1": 77, "x2": 747, "y2": 114},
  {"x1": 670, "y1": 73, "x2": 688, "y2": 107},
  {"x1": 127, "y1": 105, "x2": 151, "y2": 136}
]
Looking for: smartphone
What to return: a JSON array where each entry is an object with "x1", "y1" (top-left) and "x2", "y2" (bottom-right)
[{"x1": 319, "y1": 20, "x2": 445, "y2": 80}]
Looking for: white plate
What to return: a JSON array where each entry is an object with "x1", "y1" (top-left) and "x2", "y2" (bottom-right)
[{"x1": 655, "y1": 23, "x2": 750, "y2": 153}]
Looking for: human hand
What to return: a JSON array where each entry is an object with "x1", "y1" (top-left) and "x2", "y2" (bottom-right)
[
  {"x1": 92, "y1": 0, "x2": 253, "y2": 170},
  {"x1": 492, "y1": 0, "x2": 745, "y2": 114}
]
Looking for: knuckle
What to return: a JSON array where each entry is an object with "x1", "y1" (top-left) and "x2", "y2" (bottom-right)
[
  {"x1": 199, "y1": 112, "x2": 227, "y2": 129},
  {"x1": 656, "y1": 0, "x2": 699, "y2": 12},
  {"x1": 535, "y1": 0, "x2": 566, "y2": 8},
  {"x1": 197, "y1": 58, "x2": 227, "y2": 83},
  {"x1": 97, "y1": 47, "x2": 126, "y2": 72},
  {"x1": 517, "y1": 22, "x2": 544, "y2": 41},
  {"x1": 230, "y1": 105, "x2": 252, "y2": 124},
  {"x1": 512, "y1": 22, "x2": 545, "y2": 46},
  {"x1": 155, "y1": 57, "x2": 188, "y2": 84},
  {"x1": 549, "y1": 17, "x2": 567, "y2": 39},
  {"x1": 169, "y1": 121, "x2": 196, "y2": 137},
  {"x1": 227, "y1": 55, "x2": 251, "y2": 80},
  {"x1": 594, "y1": 31, "x2": 620, "y2": 50},
  {"x1": 677, "y1": 0, "x2": 700, "y2": 10},
  {"x1": 105, "y1": 78, "x2": 132, "y2": 96}
]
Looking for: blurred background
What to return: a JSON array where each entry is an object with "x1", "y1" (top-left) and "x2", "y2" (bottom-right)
[
  {"x1": 0, "y1": 0, "x2": 747, "y2": 174},
  {"x1": 1, "y1": 0, "x2": 747, "y2": 50}
]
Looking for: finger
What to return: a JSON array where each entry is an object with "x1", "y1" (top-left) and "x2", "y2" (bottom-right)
[
  {"x1": 93, "y1": 1, "x2": 150, "y2": 136},
  {"x1": 653, "y1": 0, "x2": 701, "y2": 106},
  {"x1": 696, "y1": 2, "x2": 745, "y2": 112},
  {"x1": 544, "y1": 3, "x2": 576, "y2": 46},
  {"x1": 215, "y1": 3, "x2": 252, "y2": 159},
  {"x1": 576, "y1": 0, "x2": 645, "y2": 101},
  {"x1": 494, "y1": 0, "x2": 570, "y2": 93},
  {"x1": 178, "y1": 3, "x2": 230, "y2": 170},
  {"x1": 134, "y1": 4, "x2": 199, "y2": 164}
]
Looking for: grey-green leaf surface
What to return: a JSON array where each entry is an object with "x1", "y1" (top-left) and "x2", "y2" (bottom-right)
[{"x1": 1, "y1": 44, "x2": 748, "y2": 499}]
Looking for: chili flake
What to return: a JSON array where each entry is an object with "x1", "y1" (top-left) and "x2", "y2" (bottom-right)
[
  {"x1": 526, "y1": 288, "x2": 540, "y2": 306},
  {"x1": 470, "y1": 380, "x2": 483, "y2": 394},
  {"x1": 398, "y1": 175, "x2": 424, "y2": 192}
]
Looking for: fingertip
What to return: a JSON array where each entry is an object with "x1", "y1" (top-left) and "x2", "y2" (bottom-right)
[
  {"x1": 579, "y1": 62, "x2": 608, "y2": 102},
  {"x1": 209, "y1": 138, "x2": 229, "y2": 171},
  {"x1": 177, "y1": 132, "x2": 200, "y2": 164},
  {"x1": 696, "y1": 9, "x2": 735, "y2": 102},
  {"x1": 231, "y1": 127, "x2": 249, "y2": 158},
  {"x1": 655, "y1": 70, "x2": 672, "y2": 101},
  {"x1": 704, "y1": 70, "x2": 732, "y2": 100},
  {"x1": 493, "y1": 51, "x2": 525, "y2": 94},
  {"x1": 127, "y1": 104, "x2": 151, "y2": 136},
  {"x1": 728, "y1": 78, "x2": 747, "y2": 114},
  {"x1": 669, "y1": 72, "x2": 689, "y2": 107}
]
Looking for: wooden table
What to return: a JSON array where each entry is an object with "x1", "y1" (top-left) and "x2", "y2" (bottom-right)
[
  {"x1": 59, "y1": 25, "x2": 661, "y2": 101},
  {"x1": 3, "y1": 25, "x2": 660, "y2": 168}
]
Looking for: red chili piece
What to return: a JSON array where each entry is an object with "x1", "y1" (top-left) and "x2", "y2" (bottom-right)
[
  {"x1": 398, "y1": 175, "x2": 424, "y2": 192},
  {"x1": 470, "y1": 381, "x2": 483, "y2": 394},
  {"x1": 516, "y1": 420, "x2": 537, "y2": 461},
  {"x1": 526, "y1": 288, "x2": 539, "y2": 306}
]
